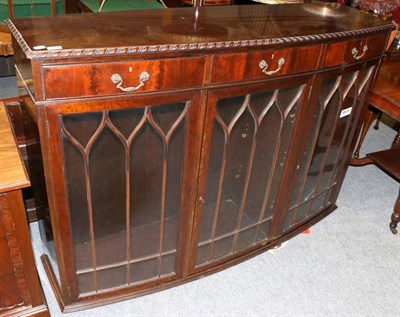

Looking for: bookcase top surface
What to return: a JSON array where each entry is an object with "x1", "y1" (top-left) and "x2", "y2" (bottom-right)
[{"x1": 7, "y1": 3, "x2": 394, "y2": 59}]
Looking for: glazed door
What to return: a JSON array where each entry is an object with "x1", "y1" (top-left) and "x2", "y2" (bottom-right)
[
  {"x1": 43, "y1": 91, "x2": 204, "y2": 299},
  {"x1": 282, "y1": 62, "x2": 378, "y2": 234},
  {"x1": 190, "y1": 76, "x2": 313, "y2": 270}
]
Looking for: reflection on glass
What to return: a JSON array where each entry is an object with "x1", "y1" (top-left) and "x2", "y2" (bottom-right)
[
  {"x1": 196, "y1": 85, "x2": 305, "y2": 266},
  {"x1": 61, "y1": 102, "x2": 188, "y2": 294}
]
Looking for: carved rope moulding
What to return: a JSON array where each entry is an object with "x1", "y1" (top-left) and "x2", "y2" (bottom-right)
[{"x1": 5, "y1": 19, "x2": 395, "y2": 60}]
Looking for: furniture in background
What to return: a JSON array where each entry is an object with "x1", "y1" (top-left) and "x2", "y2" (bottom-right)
[
  {"x1": 182, "y1": 0, "x2": 231, "y2": 6},
  {"x1": 351, "y1": 59, "x2": 400, "y2": 164},
  {"x1": 386, "y1": 31, "x2": 400, "y2": 61},
  {"x1": 251, "y1": 0, "x2": 308, "y2": 4},
  {"x1": 0, "y1": 102, "x2": 49, "y2": 317},
  {"x1": 367, "y1": 148, "x2": 400, "y2": 234},
  {"x1": 7, "y1": 2, "x2": 393, "y2": 312},
  {"x1": 0, "y1": 29, "x2": 12, "y2": 56},
  {"x1": 0, "y1": 0, "x2": 64, "y2": 20},
  {"x1": 0, "y1": 0, "x2": 65, "y2": 76},
  {"x1": 354, "y1": 0, "x2": 398, "y2": 17},
  {"x1": 0, "y1": 29, "x2": 14, "y2": 77},
  {"x1": 76, "y1": 0, "x2": 232, "y2": 10},
  {"x1": 77, "y1": 0, "x2": 165, "y2": 12},
  {"x1": 350, "y1": 59, "x2": 400, "y2": 234}
]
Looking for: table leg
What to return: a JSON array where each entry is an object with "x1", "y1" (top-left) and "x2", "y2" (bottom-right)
[
  {"x1": 390, "y1": 187, "x2": 400, "y2": 234},
  {"x1": 353, "y1": 106, "x2": 376, "y2": 159},
  {"x1": 373, "y1": 111, "x2": 382, "y2": 130}
]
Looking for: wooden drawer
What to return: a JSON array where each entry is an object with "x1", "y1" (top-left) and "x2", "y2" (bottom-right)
[
  {"x1": 210, "y1": 45, "x2": 321, "y2": 84},
  {"x1": 323, "y1": 34, "x2": 388, "y2": 67},
  {"x1": 42, "y1": 57, "x2": 205, "y2": 100}
]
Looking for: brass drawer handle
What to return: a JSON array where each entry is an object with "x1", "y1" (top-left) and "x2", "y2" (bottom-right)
[
  {"x1": 111, "y1": 71, "x2": 150, "y2": 92},
  {"x1": 259, "y1": 58, "x2": 285, "y2": 76},
  {"x1": 352, "y1": 45, "x2": 368, "y2": 60}
]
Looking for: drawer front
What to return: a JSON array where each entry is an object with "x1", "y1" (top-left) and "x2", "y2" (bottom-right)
[
  {"x1": 210, "y1": 45, "x2": 321, "y2": 84},
  {"x1": 323, "y1": 34, "x2": 387, "y2": 67},
  {"x1": 43, "y1": 57, "x2": 205, "y2": 99}
]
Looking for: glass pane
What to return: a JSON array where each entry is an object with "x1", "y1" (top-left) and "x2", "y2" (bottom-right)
[
  {"x1": 314, "y1": 73, "x2": 358, "y2": 196},
  {"x1": 61, "y1": 102, "x2": 188, "y2": 293},
  {"x1": 242, "y1": 100, "x2": 281, "y2": 227},
  {"x1": 130, "y1": 122, "x2": 163, "y2": 259},
  {"x1": 212, "y1": 235, "x2": 235, "y2": 260},
  {"x1": 285, "y1": 76, "x2": 342, "y2": 229},
  {"x1": 289, "y1": 101, "x2": 323, "y2": 208},
  {"x1": 161, "y1": 253, "x2": 176, "y2": 276},
  {"x1": 196, "y1": 243, "x2": 210, "y2": 266},
  {"x1": 262, "y1": 86, "x2": 302, "y2": 221},
  {"x1": 200, "y1": 122, "x2": 225, "y2": 243},
  {"x1": 97, "y1": 266, "x2": 127, "y2": 291},
  {"x1": 109, "y1": 107, "x2": 145, "y2": 140},
  {"x1": 130, "y1": 258, "x2": 158, "y2": 284},
  {"x1": 90, "y1": 127, "x2": 127, "y2": 267},
  {"x1": 324, "y1": 66, "x2": 375, "y2": 198},
  {"x1": 256, "y1": 220, "x2": 270, "y2": 241},
  {"x1": 235, "y1": 226, "x2": 258, "y2": 251},
  {"x1": 299, "y1": 79, "x2": 342, "y2": 204},
  {"x1": 197, "y1": 85, "x2": 305, "y2": 265},
  {"x1": 293, "y1": 200, "x2": 312, "y2": 224},
  {"x1": 76, "y1": 272, "x2": 94, "y2": 295},
  {"x1": 285, "y1": 67, "x2": 374, "y2": 231}
]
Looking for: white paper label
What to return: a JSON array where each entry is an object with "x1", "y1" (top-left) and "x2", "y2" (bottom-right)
[
  {"x1": 33, "y1": 45, "x2": 46, "y2": 50},
  {"x1": 340, "y1": 107, "x2": 352, "y2": 118},
  {"x1": 47, "y1": 46, "x2": 63, "y2": 50}
]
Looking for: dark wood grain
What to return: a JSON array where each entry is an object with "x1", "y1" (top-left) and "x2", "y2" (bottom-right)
[
  {"x1": 6, "y1": 3, "x2": 394, "y2": 59},
  {"x1": 42, "y1": 57, "x2": 206, "y2": 99},
  {"x1": 8, "y1": 3, "x2": 393, "y2": 312}
]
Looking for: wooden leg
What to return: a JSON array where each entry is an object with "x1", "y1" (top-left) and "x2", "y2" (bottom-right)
[
  {"x1": 373, "y1": 111, "x2": 382, "y2": 130},
  {"x1": 353, "y1": 106, "x2": 376, "y2": 159},
  {"x1": 391, "y1": 128, "x2": 400, "y2": 149},
  {"x1": 390, "y1": 187, "x2": 400, "y2": 234}
]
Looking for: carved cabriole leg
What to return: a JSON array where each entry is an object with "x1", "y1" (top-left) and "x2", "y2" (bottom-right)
[
  {"x1": 391, "y1": 128, "x2": 400, "y2": 149},
  {"x1": 390, "y1": 187, "x2": 400, "y2": 234}
]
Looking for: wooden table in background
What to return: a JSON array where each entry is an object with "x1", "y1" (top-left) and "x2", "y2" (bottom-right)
[
  {"x1": 351, "y1": 60, "x2": 400, "y2": 234},
  {"x1": 0, "y1": 102, "x2": 49, "y2": 316},
  {"x1": 351, "y1": 59, "x2": 400, "y2": 164},
  {"x1": 0, "y1": 30, "x2": 13, "y2": 56}
]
